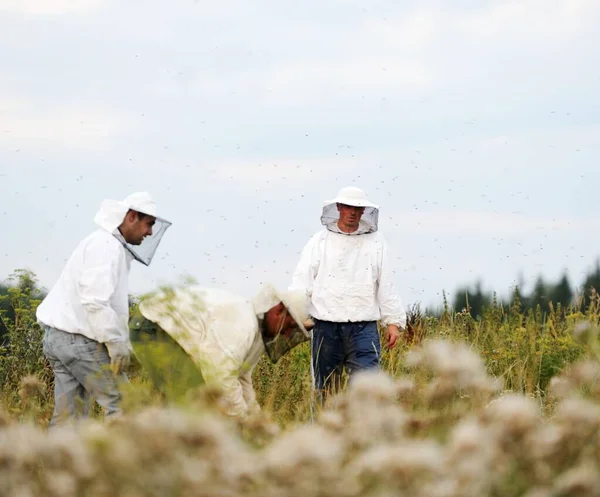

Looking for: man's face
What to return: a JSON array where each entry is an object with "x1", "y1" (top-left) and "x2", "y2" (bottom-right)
[
  {"x1": 337, "y1": 203, "x2": 365, "y2": 231},
  {"x1": 264, "y1": 303, "x2": 298, "y2": 339},
  {"x1": 121, "y1": 211, "x2": 155, "y2": 245}
]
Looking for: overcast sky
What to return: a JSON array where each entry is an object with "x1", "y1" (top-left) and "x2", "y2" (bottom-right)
[{"x1": 1, "y1": 0, "x2": 599, "y2": 310}]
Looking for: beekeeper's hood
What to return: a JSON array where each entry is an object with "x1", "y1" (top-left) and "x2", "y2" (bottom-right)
[
  {"x1": 321, "y1": 186, "x2": 379, "y2": 235},
  {"x1": 93, "y1": 192, "x2": 172, "y2": 266},
  {"x1": 252, "y1": 283, "x2": 312, "y2": 363}
]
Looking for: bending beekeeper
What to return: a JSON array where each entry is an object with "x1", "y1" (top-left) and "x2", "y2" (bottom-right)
[
  {"x1": 36, "y1": 192, "x2": 171, "y2": 426},
  {"x1": 130, "y1": 283, "x2": 313, "y2": 420},
  {"x1": 290, "y1": 186, "x2": 407, "y2": 401}
]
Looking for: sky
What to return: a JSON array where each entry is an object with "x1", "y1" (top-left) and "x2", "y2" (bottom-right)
[{"x1": 1, "y1": 0, "x2": 599, "y2": 311}]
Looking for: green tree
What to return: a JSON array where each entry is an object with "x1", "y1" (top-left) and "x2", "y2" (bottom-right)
[
  {"x1": 0, "y1": 269, "x2": 52, "y2": 405},
  {"x1": 547, "y1": 272, "x2": 573, "y2": 312},
  {"x1": 530, "y1": 276, "x2": 549, "y2": 314},
  {"x1": 452, "y1": 281, "x2": 491, "y2": 319},
  {"x1": 581, "y1": 260, "x2": 600, "y2": 310}
]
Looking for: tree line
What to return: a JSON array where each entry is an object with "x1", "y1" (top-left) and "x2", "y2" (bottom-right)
[
  {"x1": 1, "y1": 261, "x2": 600, "y2": 345},
  {"x1": 449, "y1": 261, "x2": 600, "y2": 318}
]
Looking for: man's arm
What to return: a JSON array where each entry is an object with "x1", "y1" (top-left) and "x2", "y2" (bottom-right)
[
  {"x1": 79, "y1": 237, "x2": 126, "y2": 344},
  {"x1": 239, "y1": 368, "x2": 261, "y2": 415},
  {"x1": 289, "y1": 232, "x2": 321, "y2": 295},
  {"x1": 376, "y1": 237, "x2": 407, "y2": 349},
  {"x1": 204, "y1": 360, "x2": 251, "y2": 419}
]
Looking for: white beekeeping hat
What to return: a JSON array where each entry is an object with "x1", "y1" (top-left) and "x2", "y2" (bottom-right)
[
  {"x1": 252, "y1": 283, "x2": 313, "y2": 363},
  {"x1": 94, "y1": 192, "x2": 172, "y2": 266},
  {"x1": 320, "y1": 186, "x2": 379, "y2": 234}
]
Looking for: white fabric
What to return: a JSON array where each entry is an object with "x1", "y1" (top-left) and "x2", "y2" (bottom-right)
[
  {"x1": 252, "y1": 283, "x2": 312, "y2": 336},
  {"x1": 137, "y1": 284, "x2": 311, "y2": 419},
  {"x1": 320, "y1": 186, "x2": 379, "y2": 234},
  {"x1": 325, "y1": 186, "x2": 379, "y2": 208},
  {"x1": 35, "y1": 193, "x2": 165, "y2": 344},
  {"x1": 36, "y1": 229, "x2": 133, "y2": 344},
  {"x1": 93, "y1": 192, "x2": 168, "y2": 232},
  {"x1": 290, "y1": 228, "x2": 407, "y2": 328},
  {"x1": 138, "y1": 286, "x2": 265, "y2": 419},
  {"x1": 94, "y1": 192, "x2": 171, "y2": 267}
]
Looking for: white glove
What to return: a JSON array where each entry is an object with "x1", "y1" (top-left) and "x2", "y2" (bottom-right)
[{"x1": 105, "y1": 340, "x2": 131, "y2": 375}]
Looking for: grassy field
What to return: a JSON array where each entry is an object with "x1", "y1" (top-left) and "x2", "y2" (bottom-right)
[{"x1": 0, "y1": 282, "x2": 599, "y2": 496}]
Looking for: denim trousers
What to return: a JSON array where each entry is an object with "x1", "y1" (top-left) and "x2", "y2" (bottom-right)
[
  {"x1": 42, "y1": 326, "x2": 126, "y2": 426},
  {"x1": 311, "y1": 319, "x2": 381, "y2": 396}
]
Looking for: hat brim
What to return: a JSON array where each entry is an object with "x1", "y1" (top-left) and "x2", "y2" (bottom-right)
[
  {"x1": 278, "y1": 295, "x2": 311, "y2": 338},
  {"x1": 324, "y1": 197, "x2": 379, "y2": 209},
  {"x1": 125, "y1": 203, "x2": 172, "y2": 226}
]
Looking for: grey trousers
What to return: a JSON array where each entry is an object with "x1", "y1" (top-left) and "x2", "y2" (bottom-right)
[{"x1": 42, "y1": 326, "x2": 126, "y2": 427}]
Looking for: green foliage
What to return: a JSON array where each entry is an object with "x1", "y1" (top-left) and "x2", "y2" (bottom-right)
[
  {"x1": 252, "y1": 290, "x2": 595, "y2": 423},
  {"x1": 452, "y1": 262, "x2": 600, "y2": 317},
  {"x1": 0, "y1": 269, "x2": 53, "y2": 419},
  {"x1": 1, "y1": 263, "x2": 599, "y2": 427}
]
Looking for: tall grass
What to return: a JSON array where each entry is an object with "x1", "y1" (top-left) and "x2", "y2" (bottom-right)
[
  {"x1": 1, "y1": 313, "x2": 600, "y2": 496},
  {"x1": 253, "y1": 293, "x2": 595, "y2": 423},
  {"x1": 1, "y1": 279, "x2": 600, "y2": 496}
]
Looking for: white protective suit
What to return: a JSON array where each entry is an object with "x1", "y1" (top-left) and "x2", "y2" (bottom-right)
[
  {"x1": 37, "y1": 192, "x2": 171, "y2": 345},
  {"x1": 290, "y1": 186, "x2": 407, "y2": 329},
  {"x1": 137, "y1": 283, "x2": 311, "y2": 419}
]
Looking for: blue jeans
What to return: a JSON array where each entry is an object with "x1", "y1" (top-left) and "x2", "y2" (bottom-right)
[
  {"x1": 311, "y1": 319, "x2": 381, "y2": 396},
  {"x1": 42, "y1": 326, "x2": 126, "y2": 426}
]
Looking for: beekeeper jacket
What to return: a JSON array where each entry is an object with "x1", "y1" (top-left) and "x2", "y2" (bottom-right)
[
  {"x1": 290, "y1": 227, "x2": 407, "y2": 329},
  {"x1": 138, "y1": 286, "x2": 267, "y2": 419},
  {"x1": 36, "y1": 225, "x2": 133, "y2": 345}
]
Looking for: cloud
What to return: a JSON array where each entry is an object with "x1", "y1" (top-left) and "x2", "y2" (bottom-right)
[
  {"x1": 209, "y1": 156, "x2": 362, "y2": 185},
  {"x1": 0, "y1": 0, "x2": 102, "y2": 16},
  {"x1": 0, "y1": 103, "x2": 140, "y2": 149},
  {"x1": 392, "y1": 211, "x2": 595, "y2": 236},
  {"x1": 362, "y1": 10, "x2": 438, "y2": 50},
  {"x1": 454, "y1": 0, "x2": 599, "y2": 42},
  {"x1": 265, "y1": 58, "x2": 430, "y2": 106}
]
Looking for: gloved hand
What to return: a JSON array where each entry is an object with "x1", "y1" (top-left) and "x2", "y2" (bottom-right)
[{"x1": 105, "y1": 340, "x2": 131, "y2": 375}]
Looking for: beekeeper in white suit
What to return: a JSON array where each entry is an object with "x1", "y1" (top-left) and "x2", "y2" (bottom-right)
[
  {"x1": 290, "y1": 186, "x2": 407, "y2": 401},
  {"x1": 131, "y1": 283, "x2": 314, "y2": 419},
  {"x1": 37, "y1": 192, "x2": 171, "y2": 426}
]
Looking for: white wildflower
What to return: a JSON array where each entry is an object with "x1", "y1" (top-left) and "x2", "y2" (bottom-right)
[
  {"x1": 553, "y1": 461, "x2": 600, "y2": 497},
  {"x1": 42, "y1": 470, "x2": 78, "y2": 497},
  {"x1": 522, "y1": 488, "x2": 552, "y2": 497},
  {"x1": 347, "y1": 369, "x2": 398, "y2": 403},
  {"x1": 548, "y1": 376, "x2": 573, "y2": 400},
  {"x1": 318, "y1": 410, "x2": 345, "y2": 432},
  {"x1": 262, "y1": 424, "x2": 343, "y2": 482},
  {"x1": 395, "y1": 376, "x2": 416, "y2": 399},
  {"x1": 554, "y1": 398, "x2": 600, "y2": 433},
  {"x1": 448, "y1": 417, "x2": 491, "y2": 456},
  {"x1": 572, "y1": 321, "x2": 597, "y2": 344},
  {"x1": 482, "y1": 393, "x2": 540, "y2": 435},
  {"x1": 347, "y1": 440, "x2": 444, "y2": 486},
  {"x1": 445, "y1": 417, "x2": 496, "y2": 496},
  {"x1": 572, "y1": 360, "x2": 600, "y2": 388}
]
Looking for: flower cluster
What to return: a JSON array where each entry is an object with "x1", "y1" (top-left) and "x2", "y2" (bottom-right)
[{"x1": 1, "y1": 337, "x2": 600, "y2": 497}]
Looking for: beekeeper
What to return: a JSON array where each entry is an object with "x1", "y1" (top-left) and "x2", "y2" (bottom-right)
[
  {"x1": 130, "y1": 283, "x2": 314, "y2": 419},
  {"x1": 36, "y1": 192, "x2": 171, "y2": 426},
  {"x1": 290, "y1": 186, "x2": 407, "y2": 399}
]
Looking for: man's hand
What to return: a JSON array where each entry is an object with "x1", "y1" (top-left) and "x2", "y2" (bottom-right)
[
  {"x1": 385, "y1": 324, "x2": 401, "y2": 349},
  {"x1": 105, "y1": 340, "x2": 131, "y2": 375}
]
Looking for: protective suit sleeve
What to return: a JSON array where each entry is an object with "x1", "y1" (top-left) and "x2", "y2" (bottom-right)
[
  {"x1": 289, "y1": 232, "x2": 322, "y2": 296},
  {"x1": 214, "y1": 372, "x2": 250, "y2": 420},
  {"x1": 377, "y1": 238, "x2": 407, "y2": 329},
  {"x1": 198, "y1": 347, "x2": 251, "y2": 420},
  {"x1": 239, "y1": 369, "x2": 261, "y2": 415},
  {"x1": 79, "y1": 237, "x2": 127, "y2": 343}
]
